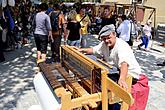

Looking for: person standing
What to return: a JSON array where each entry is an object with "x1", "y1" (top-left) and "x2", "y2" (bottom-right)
[
  {"x1": 117, "y1": 15, "x2": 133, "y2": 47},
  {"x1": 46, "y1": 2, "x2": 54, "y2": 15},
  {"x1": 135, "y1": 21, "x2": 143, "y2": 42},
  {"x1": 95, "y1": 7, "x2": 102, "y2": 34},
  {"x1": 101, "y1": 7, "x2": 116, "y2": 28},
  {"x1": 138, "y1": 19, "x2": 152, "y2": 51},
  {"x1": 0, "y1": 26, "x2": 5, "y2": 62},
  {"x1": 65, "y1": 10, "x2": 81, "y2": 47},
  {"x1": 34, "y1": 3, "x2": 53, "y2": 62},
  {"x1": 49, "y1": 4, "x2": 65, "y2": 62},
  {"x1": 0, "y1": 12, "x2": 7, "y2": 61},
  {"x1": 76, "y1": 8, "x2": 91, "y2": 48},
  {"x1": 78, "y1": 24, "x2": 149, "y2": 110}
]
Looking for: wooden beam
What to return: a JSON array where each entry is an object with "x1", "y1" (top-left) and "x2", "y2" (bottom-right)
[
  {"x1": 97, "y1": 59, "x2": 113, "y2": 69},
  {"x1": 61, "y1": 45, "x2": 109, "y2": 73},
  {"x1": 71, "y1": 92, "x2": 102, "y2": 109},
  {"x1": 101, "y1": 72, "x2": 108, "y2": 110},
  {"x1": 106, "y1": 77, "x2": 134, "y2": 105}
]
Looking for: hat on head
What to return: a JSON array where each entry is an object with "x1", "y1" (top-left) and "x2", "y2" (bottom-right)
[{"x1": 99, "y1": 24, "x2": 115, "y2": 38}]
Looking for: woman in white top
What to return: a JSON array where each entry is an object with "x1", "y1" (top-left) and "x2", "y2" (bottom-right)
[{"x1": 138, "y1": 19, "x2": 152, "y2": 51}]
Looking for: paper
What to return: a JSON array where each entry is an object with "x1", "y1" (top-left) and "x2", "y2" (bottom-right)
[{"x1": 33, "y1": 72, "x2": 61, "y2": 110}]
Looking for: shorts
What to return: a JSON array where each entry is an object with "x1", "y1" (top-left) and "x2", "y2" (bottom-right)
[{"x1": 34, "y1": 34, "x2": 48, "y2": 54}]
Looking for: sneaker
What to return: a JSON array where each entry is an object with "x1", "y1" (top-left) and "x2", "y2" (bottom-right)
[{"x1": 144, "y1": 48, "x2": 149, "y2": 52}]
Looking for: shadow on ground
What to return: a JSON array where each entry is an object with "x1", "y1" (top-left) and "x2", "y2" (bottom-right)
[
  {"x1": 0, "y1": 42, "x2": 37, "y2": 109},
  {"x1": 135, "y1": 51, "x2": 165, "y2": 82}
]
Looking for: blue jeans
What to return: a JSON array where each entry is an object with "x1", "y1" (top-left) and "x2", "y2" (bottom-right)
[
  {"x1": 67, "y1": 39, "x2": 81, "y2": 47},
  {"x1": 140, "y1": 35, "x2": 150, "y2": 49},
  {"x1": 81, "y1": 34, "x2": 89, "y2": 48}
]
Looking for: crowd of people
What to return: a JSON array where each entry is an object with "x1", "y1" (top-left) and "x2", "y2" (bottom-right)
[
  {"x1": 0, "y1": 0, "x2": 36, "y2": 62},
  {"x1": 0, "y1": 1, "x2": 154, "y2": 63}
]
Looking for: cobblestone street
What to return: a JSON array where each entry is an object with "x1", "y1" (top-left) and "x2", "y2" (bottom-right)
[
  {"x1": 0, "y1": 36, "x2": 165, "y2": 110},
  {"x1": 0, "y1": 42, "x2": 39, "y2": 110}
]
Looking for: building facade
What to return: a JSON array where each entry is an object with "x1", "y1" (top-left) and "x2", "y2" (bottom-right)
[{"x1": 101, "y1": 0, "x2": 165, "y2": 25}]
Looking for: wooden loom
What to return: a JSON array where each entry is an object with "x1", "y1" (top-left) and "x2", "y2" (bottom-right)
[{"x1": 37, "y1": 45, "x2": 134, "y2": 110}]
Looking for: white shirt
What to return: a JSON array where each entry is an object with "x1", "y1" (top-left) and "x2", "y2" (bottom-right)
[
  {"x1": 93, "y1": 38, "x2": 142, "y2": 79},
  {"x1": 143, "y1": 24, "x2": 151, "y2": 37},
  {"x1": 117, "y1": 20, "x2": 131, "y2": 41}
]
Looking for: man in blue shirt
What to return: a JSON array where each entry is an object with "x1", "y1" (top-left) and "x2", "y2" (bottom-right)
[{"x1": 46, "y1": 2, "x2": 54, "y2": 15}]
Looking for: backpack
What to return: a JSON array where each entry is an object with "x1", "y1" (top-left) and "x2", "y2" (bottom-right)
[{"x1": 50, "y1": 11, "x2": 60, "y2": 32}]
